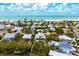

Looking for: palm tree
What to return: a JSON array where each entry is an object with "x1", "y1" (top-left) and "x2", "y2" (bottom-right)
[{"x1": 17, "y1": 20, "x2": 21, "y2": 27}]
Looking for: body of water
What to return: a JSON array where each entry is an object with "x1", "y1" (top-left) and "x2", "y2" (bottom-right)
[{"x1": 0, "y1": 15, "x2": 79, "y2": 21}]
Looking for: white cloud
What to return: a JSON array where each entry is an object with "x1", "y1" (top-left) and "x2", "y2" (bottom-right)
[
  {"x1": 29, "y1": 3, "x2": 48, "y2": 11},
  {"x1": 38, "y1": 3, "x2": 48, "y2": 10},
  {"x1": 0, "y1": 3, "x2": 79, "y2": 16}
]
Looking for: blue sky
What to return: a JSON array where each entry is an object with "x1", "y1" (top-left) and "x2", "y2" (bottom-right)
[{"x1": 0, "y1": 3, "x2": 79, "y2": 16}]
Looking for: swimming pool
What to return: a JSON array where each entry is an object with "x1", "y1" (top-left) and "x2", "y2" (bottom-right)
[{"x1": 59, "y1": 41, "x2": 76, "y2": 53}]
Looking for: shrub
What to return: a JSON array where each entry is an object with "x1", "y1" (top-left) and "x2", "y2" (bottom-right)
[
  {"x1": 0, "y1": 41, "x2": 17, "y2": 54},
  {"x1": 5, "y1": 41, "x2": 17, "y2": 53},
  {"x1": 15, "y1": 33, "x2": 23, "y2": 41},
  {"x1": 31, "y1": 41, "x2": 50, "y2": 56},
  {"x1": 0, "y1": 40, "x2": 32, "y2": 55},
  {"x1": 0, "y1": 41, "x2": 7, "y2": 53},
  {"x1": 7, "y1": 28, "x2": 12, "y2": 33},
  {"x1": 55, "y1": 27, "x2": 64, "y2": 34},
  {"x1": 65, "y1": 32, "x2": 74, "y2": 38},
  {"x1": 15, "y1": 40, "x2": 32, "y2": 55},
  {"x1": 0, "y1": 35, "x2": 2, "y2": 40}
]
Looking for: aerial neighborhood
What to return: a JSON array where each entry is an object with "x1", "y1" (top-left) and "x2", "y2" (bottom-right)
[{"x1": 0, "y1": 19, "x2": 79, "y2": 56}]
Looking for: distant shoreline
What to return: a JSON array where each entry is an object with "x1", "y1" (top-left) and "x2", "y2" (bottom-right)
[
  {"x1": 0, "y1": 16, "x2": 79, "y2": 21},
  {"x1": 0, "y1": 19, "x2": 79, "y2": 21}
]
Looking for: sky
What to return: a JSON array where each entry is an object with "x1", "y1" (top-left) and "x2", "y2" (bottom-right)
[{"x1": 0, "y1": 3, "x2": 79, "y2": 16}]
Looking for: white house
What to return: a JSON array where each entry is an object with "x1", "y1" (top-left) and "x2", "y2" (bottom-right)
[
  {"x1": 48, "y1": 41, "x2": 59, "y2": 46},
  {"x1": 14, "y1": 27, "x2": 23, "y2": 32},
  {"x1": 0, "y1": 24, "x2": 5, "y2": 30},
  {"x1": 48, "y1": 24, "x2": 54, "y2": 28},
  {"x1": 58, "y1": 35, "x2": 73, "y2": 41},
  {"x1": 36, "y1": 29, "x2": 43, "y2": 32},
  {"x1": 75, "y1": 24, "x2": 79, "y2": 28},
  {"x1": 75, "y1": 32, "x2": 79, "y2": 38},
  {"x1": 30, "y1": 26, "x2": 36, "y2": 32},
  {"x1": 35, "y1": 32, "x2": 46, "y2": 41},
  {"x1": 49, "y1": 27, "x2": 55, "y2": 32},
  {"x1": 6, "y1": 24, "x2": 11, "y2": 28},
  {"x1": 23, "y1": 34, "x2": 32, "y2": 41},
  {"x1": 62, "y1": 28, "x2": 68, "y2": 33},
  {"x1": 49, "y1": 50, "x2": 74, "y2": 56},
  {"x1": 4, "y1": 33, "x2": 16, "y2": 41}
]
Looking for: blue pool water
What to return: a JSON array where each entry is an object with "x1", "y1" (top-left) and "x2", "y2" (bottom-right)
[{"x1": 59, "y1": 41, "x2": 75, "y2": 53}]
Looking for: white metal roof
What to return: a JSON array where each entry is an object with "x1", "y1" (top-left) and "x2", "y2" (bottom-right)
[
  {"x1": 4, "y1": 33, "x2": 16, "y2": 39},
  {"x1": 14, "y1": 27, "x2": 23, "y2": 31},
  {"x1": 35, "y1": 32, "x2": 46, "y2": 39},
  {"x1": 49, "y1": 50, "x2": 73, "y2": 56},
  {"x1": 58, "y1": 35, "x2": 72, "y2": 41},
  {"x1": 23, "y1": 34, "x2": 32, "y2": 39},
  {"x1": 48, "y1": 41, "x2": 59, "y2": 46},
  {"x1": 0, "y1": 24, "x2": 5, "y2": 29}
]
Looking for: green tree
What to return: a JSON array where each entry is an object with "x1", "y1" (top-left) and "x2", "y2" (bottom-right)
[
  {"x1": 0, "y1": 35, "x2": 2, "y2": 40},
  {"x1": 31, "y1": 41, "x2": 50, "y2": 56},
  {"x1": 46, "y1": 35, "x2": 52, "y2": 42},
  {"x1": 0, "y1": 41, "x2": 7, "y2": 53},
  {"x1": 17, "y1": 20, "x2": 22, "y2": 27},
  {"x1": 15, "y1": 40, "x2": 32, "y2": 55},
  {"x1": 15, "y1": 33, "x2": 23, "y2": 41},
  {"x1": 65, "y1": 32, "x2": 74, "y2": 38},
  {"x1": 0, "y1": 41, "x2": 17, "y2": 54},
  {"x1": 55, "y1": 27, "x2": 64, "y2": 34},
  {"x1": 4, "y1": 41, "x2": 17, "y2": 53},
  {"x1": 22, "y1": 29, "x2": 32, "y2": 34},
  {"x1": 7, "y1": 28, "x2": 12, "y2": 33}
]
